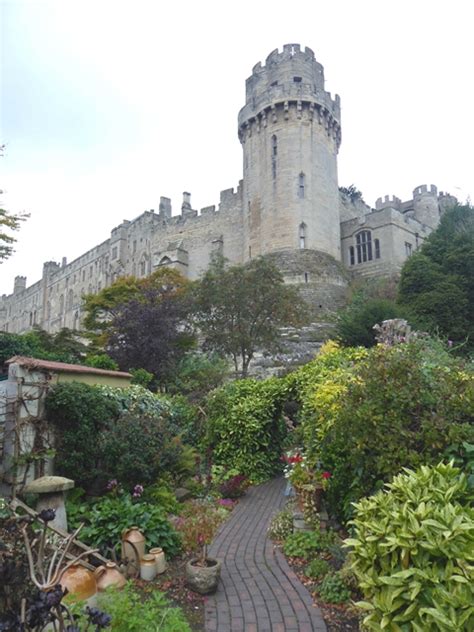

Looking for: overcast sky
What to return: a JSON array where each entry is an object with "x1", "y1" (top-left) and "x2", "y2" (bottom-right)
[{"x1": 1, "y1": 0, "x2": 472, "y2": 295}]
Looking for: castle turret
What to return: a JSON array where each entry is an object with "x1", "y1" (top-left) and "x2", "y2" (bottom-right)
[
  {"x1": 412, "y1": 184, "x2": 440, "y2": 229},
  {"x1": 13, "y1": 276, "x2": 26, "y2": 294},
  {"x1": 239, "y1": 44, "x2": 342, "y2": 261}
]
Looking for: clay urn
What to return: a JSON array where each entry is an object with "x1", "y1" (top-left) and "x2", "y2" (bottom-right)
[
  {"x1": 60, "y1": 564, "x2": 97, "y2": 604},
  {"x1": 94, "y1": 562, "x2": 126, "y2": 592},
  {"x1": 140, "y1": 554, "x2": 157, "y2": 581},
  {"x1": 149, "y1": 547, "x2": 167, "y2": 574},
  {"x1": 121, "y1": 526, "x2": 145, "y2": 563}
]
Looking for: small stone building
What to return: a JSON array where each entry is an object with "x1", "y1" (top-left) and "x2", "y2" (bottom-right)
[{"x1": 0, "y1": 356, "x2": 131, "y2": 496}]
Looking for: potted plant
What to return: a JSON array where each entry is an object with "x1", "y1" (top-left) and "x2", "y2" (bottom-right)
[
  {"x1": 175, "y1": 501, "x2": 222, "y2": 595},
  {"x1": 283, "y1": 449, "x2": 330, "y2": 511}
]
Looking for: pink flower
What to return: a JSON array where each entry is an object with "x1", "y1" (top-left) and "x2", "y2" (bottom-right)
[
  {"x1": 132, "y1": 484, "x2": 144, "y2": 498},
  {"x1": 322, "y1": 472, "x2": 331, "y2": 480}
]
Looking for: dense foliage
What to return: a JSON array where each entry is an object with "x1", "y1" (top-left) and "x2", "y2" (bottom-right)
[
  {"x1": 398, "y1": 203, "x2": 474, "y2": 352},
  {"x1": 67, "y1": 492, "x2": 181, "y2": 557},
  {"x1": 305, "y1": 339, "x2": 474, "y2": 520},
  {"x1": 192, "y1": 255, "x2": 307, "y2": 376},
  {"x1": 45, "y1": 382, "x2": 121, "y2": 491},
  {"x1": 346, "y1": 462, "x2": 474, "y2": 631},
  {"x1": 204, "y1": 377, "x2": 289, "y2": 483},
  {"x1": 99, "y1": 583, "x2": 191, "y2": 632},
  {"x1": 106, "y1": 284, "x2": 194, "y2": 384},
  {"x1": 0, "y1": 327, "x2": 89, "y2": 366},
  {"x1": 335, "y1": 297, "x2": 405, "y2": 347},
  {"x1": 0, "y1": 204, "x2": 28, "y2": 261},
  {"x1": 46, "y1": 383, "x2": 196, "y2": 492}
]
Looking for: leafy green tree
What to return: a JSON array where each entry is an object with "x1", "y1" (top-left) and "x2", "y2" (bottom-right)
[
  {"x1": 192, "y1": 255, "x2": 308, "y2": 376},
  {"x1": 0, "y1": 208, "x2": 29, "y2": 261},
  {"x1": 0, "y1": 327, "x2": 88, "y2": 366},
  {"x1": 398, "y1": 204, "x2": 474, "y2": 351}
]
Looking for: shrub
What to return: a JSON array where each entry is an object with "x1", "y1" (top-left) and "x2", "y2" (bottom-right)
[
  {"x1": 67, "y1": 492, "x2": 181, "y2": 557},
  {"x1": 346, "y1": 462, "x2": 474, "y2": 631},
  {"x1": 47, "y1": 383, "x2": 197, "y2": 492},
  {"x1": 84, "y1": 354, "x2": 119, "y2": 370},
  {"x1": 335, "y1": 297, "x2": 406, "y2": 347},
  {"x1": 167, "y1": 352, "x2": 229, "y2": 402},
  {"x1": 282, "y1": 530, "x2": 324, "y2": 559},
  {"x1": 99, "y1": 411, "x2": 188, "y2": 489},
  {"x1": 304, "y1": 557, "x2": 330, "y2": 580},
  {"x1": 73, "y1": 582, "x2": 191, "y2": 631},
  {"x1": 172, "y1": 501, "x2": 223, "y2": 564},
  {"x1": 205, "y1": 377, "x2": 289, "y2": 483},
  {"x1": 46, "y1": 382, "x2": 120, "y2": 491},
  {"x1": 318, "y1": 571, "x2": 351, "y2": 604},
  {"x1": 268, "y1": 509, "x2": 294, "y2": 541},
  {"x1": 309, "y1": 338, "x2": 474, "y2": 520},
  {"x1": 129, "y1": 367, "x2": 154, "y2": 388},
  {"x1": 218, "y1": 474, "x2": 249, "y2": 499}
]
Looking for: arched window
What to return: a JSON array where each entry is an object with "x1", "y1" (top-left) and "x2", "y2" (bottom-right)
[
  {"x1": 298, "y1": 173, "x2": 305, "y2": 199},
  {"x1": 356, "y1": 230, "x2": 373, "y2": 263},
  {"x1": 349, "y1": 246, "x2": 355, "y2": 266},
  {"x1": 59, "y1": 294, "x2": 64, "y2": 314},
  {"x1": 299, "y1": 223, "x2": 306, "y2": 249}
]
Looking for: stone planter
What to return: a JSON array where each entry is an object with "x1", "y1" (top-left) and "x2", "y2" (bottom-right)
[{"x1": 185, "y1": 558, "x2": 221, "y2": 595}]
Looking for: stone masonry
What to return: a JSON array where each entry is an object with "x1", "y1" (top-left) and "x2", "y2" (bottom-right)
[{"x1": 0, "y1": 44, "x2": 458, "y2": 334}]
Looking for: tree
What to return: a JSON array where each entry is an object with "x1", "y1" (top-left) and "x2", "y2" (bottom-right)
[
  {"x1": 192, "y1": 255, "x2": 308, "y2": 376},
  {"x1": 0, "y1": 327, "x2": 88, "y2": 366},
  {"x1": 82, "y1": 268, "x2": 189, "y2": 348},
  {"x1": 398, "y1": 204, "x2": 474, "y2": 351},
  {"x1": 105, "y1": 278, "x2": 194, "y2": 384}
]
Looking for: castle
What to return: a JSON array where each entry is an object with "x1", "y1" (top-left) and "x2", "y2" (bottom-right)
[{"x1": 0, "y1": 44, "x2": 457, "y2": 335}]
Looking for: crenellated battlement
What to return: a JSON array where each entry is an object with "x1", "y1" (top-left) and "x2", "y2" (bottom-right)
[
  {"x1": 375, "y1": 195, "x2": 402, "y2": 211},
  {"x1": 239, "y1": 43, "x2": 340, "y2": 133},
  {"x1": 413, "y1": 184, "x2": 438, "y2": 198}
]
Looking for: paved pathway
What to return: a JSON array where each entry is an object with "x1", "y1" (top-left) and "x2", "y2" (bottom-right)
[{"x1": 205, "y1": 477, "x2": 327, "y2": 632}]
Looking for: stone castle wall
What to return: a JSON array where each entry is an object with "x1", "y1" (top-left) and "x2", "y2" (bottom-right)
[{"x1": 0, "y1": 44, "x2": 457, "y2": 335}]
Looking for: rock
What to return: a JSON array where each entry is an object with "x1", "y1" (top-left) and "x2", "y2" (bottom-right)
[{"x1": 174, "y1": 487, "x2": 192, "y2": 502}]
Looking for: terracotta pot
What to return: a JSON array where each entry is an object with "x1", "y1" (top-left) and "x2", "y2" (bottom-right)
[
  {"x1": 94, "y1": 562, "x2": 126, "y2": 591},
  {"x1": 140, "y1": 554, "x2": 157, "y2": 581},
  {"x1": 149, "y1": 547, "x2": 167, "y2": 574},
  {"x1": 121, "y1": 526, "x2": 145, "y2": 563},
  {"x1": 60, "y1": 564, "x2": 97, "y2": 604},
  {"x1": 185, "y1": 558, "x2": 221, "y2": 595}
]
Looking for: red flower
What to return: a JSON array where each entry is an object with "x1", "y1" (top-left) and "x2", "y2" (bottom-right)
[{"x1": 322, "y1": 471, "x2": 331, "y2": 480}]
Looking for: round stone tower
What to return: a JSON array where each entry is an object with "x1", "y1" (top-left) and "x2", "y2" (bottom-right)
[
  {"x1": 238, "y1": 44, "x2": 342, "y2": 262},
  {"x1": 412, "y1": 184, "x2": 440, "y2": 229}
]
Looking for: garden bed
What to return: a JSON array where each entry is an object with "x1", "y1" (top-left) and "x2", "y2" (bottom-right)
[
  {"x1": 283, "y1": 552, "x2": 360, "y2": 631},
  {"x1": 134, "y1": 552, "x2": 206, "y2": 632}
]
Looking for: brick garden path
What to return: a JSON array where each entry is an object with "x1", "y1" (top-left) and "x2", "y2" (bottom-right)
[{"x1": 205, "y1": 477, "x2": 327, "y2": 632}]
